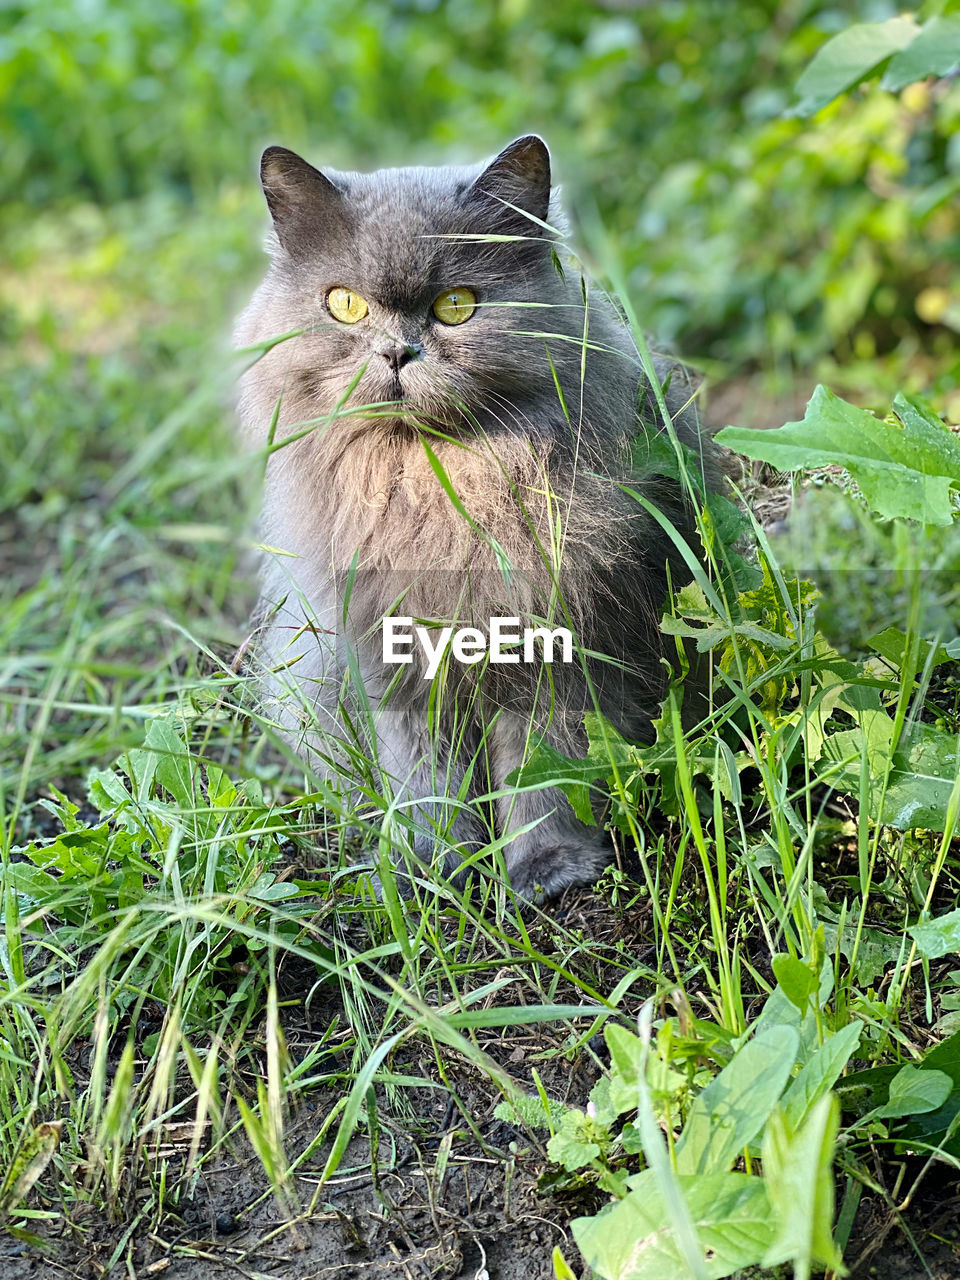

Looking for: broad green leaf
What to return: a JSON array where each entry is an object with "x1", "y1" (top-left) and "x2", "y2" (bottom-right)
[
  {"x1": 604, "y1": 1023, "x2": 687, "y2": 1116},
  {"x1": 547, "y1": 1109, "x2": 604, "y2": 1172},
  {"x1": 506, "y1": 737, "x2": 599, "y2": 825},
  {"x1": 894, "y1": 1033, "x2": 960, "y2": 1158},
  {"x1": 793, "y1": 18, "x2": 920, "y2": 115},
  {"x1": 882, "y1": 16, "x2": 960, "y2": 90},
  {"x1": 675, "y1": 1026, "x2": 798, "y2": 1175},
  {"x1": 246, "y1": 877, "x2": 300, "y2": 902},
  {"x1": 877, "y1": 1065, "x2": 953, "y2": 1118},
  {"x1": 922, "y1": 1029, "x2": 960, "y2": 1087},
  {"x1": 715, "y1": 385, "x2": 960, "y2": 525},
  {"x1": 818, "y1": 710, "x2": 894, "y2": 796},
  {"x1": 868, "y1": 626, "x2": 955, "y2": 672},
  {"x1": 771, "y1": 955, "x2": 819, "y2": 1012},
  {"x1": 144, "y1": 718, "x2": 194, "y2": 807},
  {"x1": 4, "y1": 863, "x2": 69, "y2": 909},
  {"x1": 205, "y1": 763, "x2": 238, "y2": 808},
  {"x1": 606, "y1": 1023, "x2": 644, "y2": 1115},
  {"x1": 621, "y1": 1121, "x2": 645, "y2": 1154},
  {"x1": 572, "y1": 1171, "x2": 773, "y2": 1280},
  {"x1": 755, "y1": 957, "x2": 834, "y2": 1064},
  {"x1": 910, "y1": 906, "x2": 960, "y2": 959},
  {"x1": 882, "y1": 725, "x2": 960, "y2": 830},
  {"x1": 897, "y1": 1094, "x2": 960, "y2": 1160},
  {"x1": 781, "y1": 1022, "x2": 862, "y2": 1131},
  {"x1": 26, "y1": 829, "x2": 105, "y2": 880},
  {"x1": 821, "y1": 716, "x2": 960, "y2": 832},
  {"x1": 87, "y1": 766, "x2": 133, "y2": 814},
  {"x1": 761, "y1": 1096, "x2": 846, "y2": 1278},
  {"x1": 506, "y1": 713, "x2": 635, "y2": 826},
  {"x1": 660, "y1": 614, "x2": 793, "y2": 653},
  {"x1": 120, "y1": 743, "x2": 160, "y2": 803}
]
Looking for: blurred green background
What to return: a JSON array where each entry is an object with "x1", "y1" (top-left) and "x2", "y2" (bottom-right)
[
  {"x1": 4, "y1": 0, "x2": 959, "y2": 379},
  {"x1": 2, "y1": 0, "x2": 959, "y2": 787}
]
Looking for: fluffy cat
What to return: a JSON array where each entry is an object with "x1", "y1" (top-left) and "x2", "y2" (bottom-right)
[{"x1": 235, "y1": 135, "x2": 713, "y2": 901}]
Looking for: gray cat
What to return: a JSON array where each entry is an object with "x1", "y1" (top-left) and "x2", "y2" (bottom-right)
[{"x1": 235, "y1": 135, "x2": 713, "y2": 901}]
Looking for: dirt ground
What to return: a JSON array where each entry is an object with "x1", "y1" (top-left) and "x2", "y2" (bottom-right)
[
  {"x1": 2, "y1": 1086, "x2": 597, "y2": 1279},
  {"x1": 4, "y1": 1122, "x2": 959, "y2": 1279},
  {"x1": 3, "y1": 875, "x2": 958, "y2": 1280}
]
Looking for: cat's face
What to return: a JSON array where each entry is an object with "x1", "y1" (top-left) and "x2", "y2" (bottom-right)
[{"x1": 245, "y1": 137, "x2": 578, "y2": 431}]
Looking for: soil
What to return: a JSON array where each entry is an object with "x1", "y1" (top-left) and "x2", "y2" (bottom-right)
[
  {"x1": 1, "y1": 1129, "x2": 578, "y2": 1279},
  {"x1": 4, "y1": 1120, "x2": 959, "y2": 1279},
  {"x1": 4, "y1": 868, "x2": 959, "y2": 1280}
]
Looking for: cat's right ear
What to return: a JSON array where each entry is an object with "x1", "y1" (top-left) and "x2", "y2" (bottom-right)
[
  {"x1": 260, "y1": 146, "x2": 343, "y2": 249},
  {"x1": 468, "y1": 135, "x2": 551, "y2": 226}
]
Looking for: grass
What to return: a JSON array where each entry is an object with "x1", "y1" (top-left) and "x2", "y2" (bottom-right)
[{"x1": 2, "y1": 183, "x2": 960, "y2": 1279}]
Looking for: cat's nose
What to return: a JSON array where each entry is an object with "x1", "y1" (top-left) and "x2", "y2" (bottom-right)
[{"x1": 377, "y1": 342, "x2": 422, "y2": 372}]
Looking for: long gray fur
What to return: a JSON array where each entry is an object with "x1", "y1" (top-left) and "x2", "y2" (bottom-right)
[{"x1": 235, "y1": 136, "x2": 714, "y2": 901}]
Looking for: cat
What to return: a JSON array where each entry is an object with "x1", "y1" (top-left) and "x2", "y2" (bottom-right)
[{"x1": 234, "y1": 135, "x2": 715, "y2": 902}]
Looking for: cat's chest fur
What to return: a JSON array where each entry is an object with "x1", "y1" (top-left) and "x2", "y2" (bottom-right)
[
  {"x1": 286, "y1": 423, "x2": 570, "y2": 581},
  {"x1": 264, "y1": 428, "x2": 604, "y2": 666}
]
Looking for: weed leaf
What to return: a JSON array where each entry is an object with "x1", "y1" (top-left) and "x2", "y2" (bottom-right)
[
  {"x1": 145, "y1": 718, "x2": 194, "y2": 808},
  {"x1": 771, "y1": 955, "x2": 819, "y2": 1013},
  {"x1": 572, "y1": 1170, "x2": 773, "y2": 1280},
  {"x1": 909, "y1": 907, "x2": 960, "y2": 960},
  {"x1": 761, "y1": 1095, "x2": 846, "y2": 1278},
  {"x1": 675, "y1": 1025, "x2": 798, "y2": 1175},
  {"x1": 877, "y1": 1065, "x2": 953, "y2": 1118},
  {"x1": 781, "y1": 1022, "x2": 862, "y2": 1131},
  {"x1": 881, "y1": 16, "x2": 960, "y2": 92},
  {"x1": 715, "y1": 385, "x2": 960, "y2": 525},
  {"x1": 793, "y1": 18, "x2": 919, "y2": 115}
]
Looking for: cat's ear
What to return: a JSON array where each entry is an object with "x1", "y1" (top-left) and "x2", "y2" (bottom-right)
[
  {"x1": 469, "y1": 135, "x2": 551, "y2": 226},
  {"x1": 260, "y1": 146, "x2": 343, "y2": 247}
]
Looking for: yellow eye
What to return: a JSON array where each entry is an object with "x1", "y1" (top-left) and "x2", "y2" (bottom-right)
[
  {"x1": 327, "y1": 287, "x2": 369, "y2": 324},
  {"x1": 432, "y1": 287, "x2": 477, "y2": 325}
]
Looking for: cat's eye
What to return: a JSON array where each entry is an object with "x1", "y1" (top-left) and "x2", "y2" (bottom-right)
[
  {"x1": 432, "y1": 287, "x2": 477, "y2": 325},
  {"x1": 327, "y1": 287, "x2": 369, "y2": 324}
]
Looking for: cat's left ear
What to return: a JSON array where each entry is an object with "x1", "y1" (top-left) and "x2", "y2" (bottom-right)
[{"x1": 469, "y1": 135, "x2": 551, "y2": 225}]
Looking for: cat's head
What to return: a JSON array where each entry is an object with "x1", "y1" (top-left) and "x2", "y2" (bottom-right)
[{"x1": 239, "y1": 137, "x2": 587, "y2": 432}]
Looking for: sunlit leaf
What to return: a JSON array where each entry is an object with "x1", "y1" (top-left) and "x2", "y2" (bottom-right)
[
  {"x1": 675, "y1": 1026, "x2": 798, "y2": 1175},
  {"x1": 781, "y1": 1022, "x2": 862, "y2": 1131},
  {"x1": 716, "y1": 386, "x2": 960, "y2": 526},
  {"x1": 882, "y1": 16, "x2": 960, "y2": 91},
  {"x1": 572, "y1": 1170, "x2": 773, "y2": 1280},
  {"x1": 761, "y1": 1096, "x2": 846, "y2": 1277},
  {"x1": 878, "y1": 1065, "x2": 953, "y2": 1118},
  {"x1": 793, "y1": 18, "x2": 920, "y2": 114},
  {"x1": 771, "y1": 955, "x2": 819, "y2": 1013}
]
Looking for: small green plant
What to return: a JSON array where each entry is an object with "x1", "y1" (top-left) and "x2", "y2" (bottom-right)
[
  {"x1": 532, "y1": 990, "x2": 960, "y2": 1279},
  {"x1": 518, "y1": 374, "x2": 960, "y2": 1277}
]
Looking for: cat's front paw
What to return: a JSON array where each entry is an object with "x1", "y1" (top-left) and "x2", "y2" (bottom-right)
[{"x1": 505, "y1": 835, "x2": 613, "y2": 903}]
